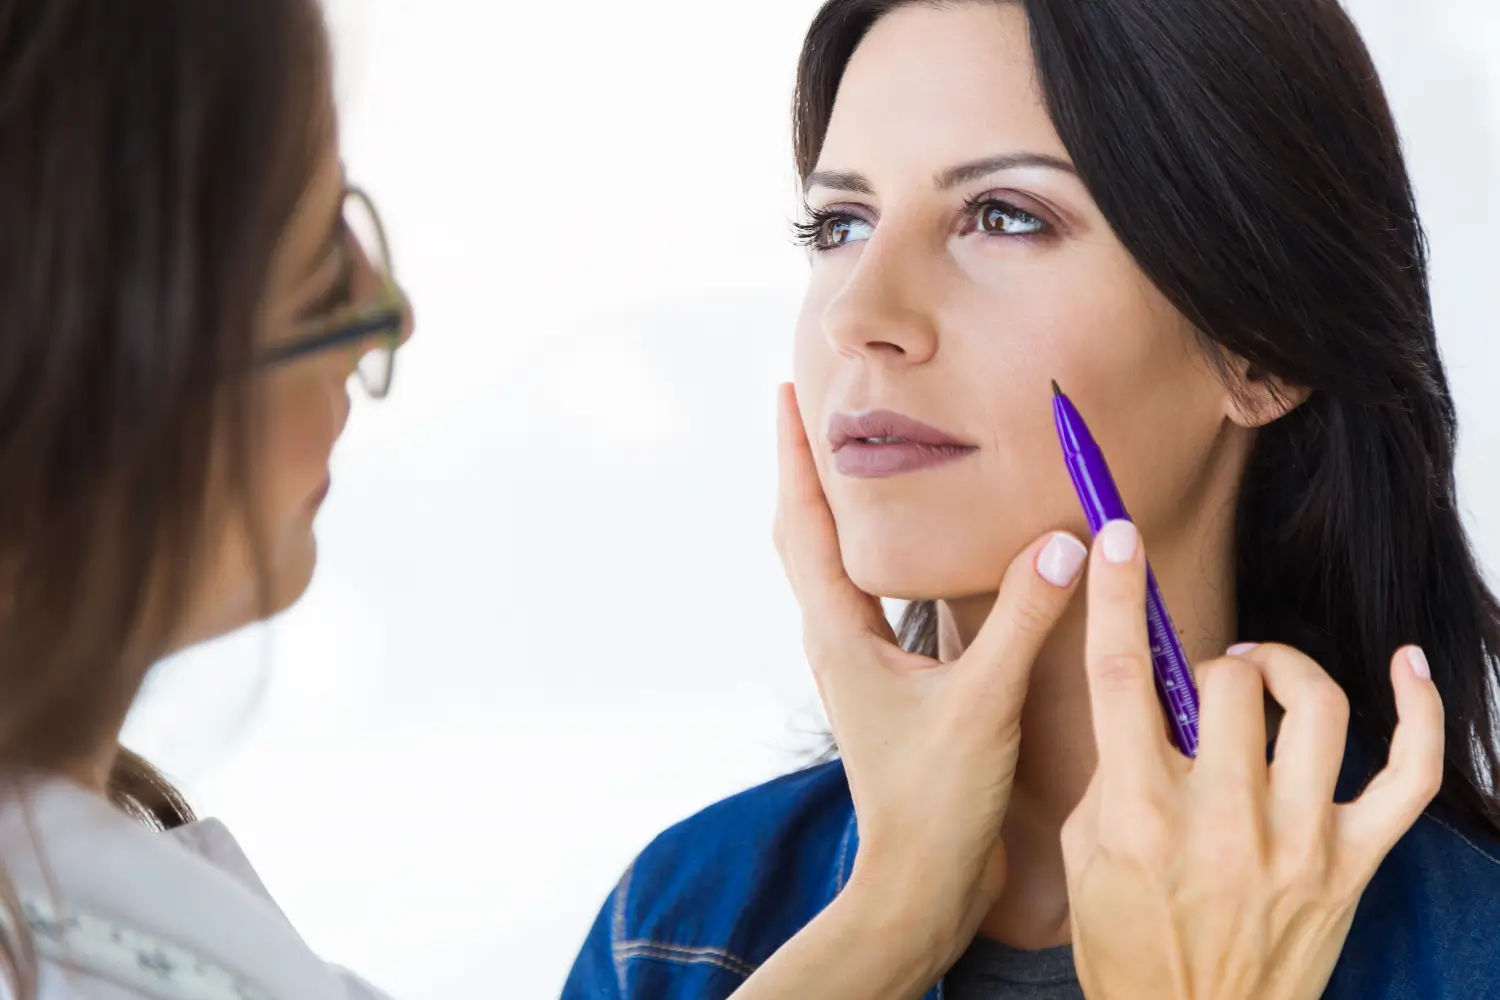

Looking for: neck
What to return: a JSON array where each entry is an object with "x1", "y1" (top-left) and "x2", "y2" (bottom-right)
[
  {"x1": 60, "y1": 744, "x2": 119, "y2": 796},
  {"x1": 937, "y1": 474, "x2": 1240, "y2": 949}
]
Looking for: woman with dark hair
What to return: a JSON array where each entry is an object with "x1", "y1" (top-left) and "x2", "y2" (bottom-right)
[
  {"x1": 565, "y1": 1, "x2": 1499, "y2": 997},
  {"x1": 0, "y1": 0, "x2": 410, "y2": 996}
]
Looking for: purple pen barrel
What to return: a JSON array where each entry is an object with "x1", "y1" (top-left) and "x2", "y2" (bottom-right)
[
  {"x1": 1143, "y1": 568, "x2": 1200, "y2": 758},
  {"x1": 1052, "y1": 385, "x2": 1202, "y2": 758}
]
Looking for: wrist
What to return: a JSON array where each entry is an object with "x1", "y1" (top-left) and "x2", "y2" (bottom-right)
[
  {"x1": 730, "y1": 884, "x2": 955, "y2": 1000},
  {"x1": 831, "y1": 871, "x2": 969, "y2": 987}
]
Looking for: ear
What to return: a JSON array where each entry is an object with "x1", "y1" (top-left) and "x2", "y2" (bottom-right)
[{"x1": 1224, "y1": 359, "x2": 1310, "y2": 430}]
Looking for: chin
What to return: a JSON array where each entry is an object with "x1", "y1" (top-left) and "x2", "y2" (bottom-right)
[
  {"x1": 262, "y1": 531, "x2": 318, "y2": 619},
  {"x1": 836, "y1": 515, "x2": 1015, "y2": 602}
]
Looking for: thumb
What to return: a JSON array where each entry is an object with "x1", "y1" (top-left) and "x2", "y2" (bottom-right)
[
  {"x1": 955, "y1": 531, "x2": 1087, "y2": 705},
  {"x1": 774, "y1": 384, "x2": 893, "y2": 678}
]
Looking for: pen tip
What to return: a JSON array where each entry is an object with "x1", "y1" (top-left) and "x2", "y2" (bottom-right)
[{"x1": 1051, "y1": 379, "x2": 1062, "y2": 397}]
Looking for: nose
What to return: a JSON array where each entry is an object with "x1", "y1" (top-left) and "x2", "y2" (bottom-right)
[
  {"x1": 394, "y1": 288, "x2": 416, "y2": 348},
  {"x1": 347, "y1": 235, "x2": 415, "y2": 349},
  {"x1": 821, "y1": 225, "x2": 940, "y2": 365}
]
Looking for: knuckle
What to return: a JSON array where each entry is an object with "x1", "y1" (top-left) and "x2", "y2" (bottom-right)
[
  {"x1": 1411, "y1": 756, "x2": 1444, "y2": 804},
  {"x1": 1092, "y1": 650, "x2": 1151, "y2": 694},
  {"x1": 1097, "y1": 785, "x2": 1175, "y2": 865},
  {"x1": 1060, "y1": 813, "x2": 1090, "y2": 862},
  {"x1": 1277, "y1": 831, "x2": 1337, "y2": 895},
  {"x1": 1280, "y1": 847, "x2": 1347, "y2": 903},
  {"x1": 1426, "y1": 753, "x2": 1445, "y2": 796},
  {"x1": 1199, "y1": 806, "x2": 1263, "y2": 874},
  {"x1": 1200, "y1": 656, "x2": 1261, "y2": 698},
  {"x1": 1283, "y1": 863, "x2": 1338, "y2": 904},
  {"x1": 1305, "y1": 681, "x2": 1349, "y2": 724},
  {"x1": 1191, "y1": 655, "x2": 1224, "y2": 681},
  {"x1": 1008, "y1": 591, "x2": 1060, "y2": 637},
  {"x1": 1107, "y1": 807, "x2": 1174, "y2": 867}
]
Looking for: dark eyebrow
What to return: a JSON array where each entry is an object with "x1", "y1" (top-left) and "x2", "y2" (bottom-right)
[
  {"x1": 936, "y1": 152, "x2": 1076, "y2": 189},
  {"x1": 803, "y1": 170, "x2": 874, "y2": 195},
  {"x1": 804, "y1": 152, "x2": 1076, "y2": 195}
]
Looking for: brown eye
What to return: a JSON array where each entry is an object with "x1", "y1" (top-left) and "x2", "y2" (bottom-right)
[
  {"x1": 825, "y1": 217, "x2": 870, "y2": 247},
  {"x1": 971, "y1": 198, "x2": 1047, "y2": 236},
  {"x1": 794, "y1": 210, "x2": 875, "y2": 251}
]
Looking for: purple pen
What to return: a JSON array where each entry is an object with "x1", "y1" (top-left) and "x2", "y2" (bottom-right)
[{"x1": 1052, "y1": 381, "x2": 1201, "y2": 758}]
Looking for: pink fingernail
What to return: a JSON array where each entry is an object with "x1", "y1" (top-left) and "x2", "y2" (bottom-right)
[
  {"x1": 1098, "y1": 520, "x2": 1139, "y2": 564},
  {"x1": 1037, "y1": 533, "x2": 1088, "y2": 588},
  {"x1": 1408, "y1": 646, "x2": 1431, "y2": 681},
  {"x1": 1227, "y1": 642, "x2": 1259, "y2": 656}
]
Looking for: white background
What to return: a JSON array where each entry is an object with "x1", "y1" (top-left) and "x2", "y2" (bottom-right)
[{"x1": 121, "y1": 1, "x2": 1500, "y2": 996}]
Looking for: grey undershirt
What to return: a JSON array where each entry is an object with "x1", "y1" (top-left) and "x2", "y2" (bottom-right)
[{"x1": 942, "y1": 936, "x2": 1085, "y2": 1000}]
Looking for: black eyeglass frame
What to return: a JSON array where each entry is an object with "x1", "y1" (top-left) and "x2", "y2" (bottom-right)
[{"x1": 258, "y1": 186, "x2": 408, "y2": 399}]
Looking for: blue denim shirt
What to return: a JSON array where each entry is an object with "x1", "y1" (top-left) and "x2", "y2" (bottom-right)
[{"x1": 563, "y1": 741, "x2": 1500, "y2": 999}]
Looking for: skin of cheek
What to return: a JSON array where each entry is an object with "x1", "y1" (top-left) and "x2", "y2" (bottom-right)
[
  {"x1": 172, "y1": 359, "x2": 346, "y2": 649},
  {"x1": 793, "y1": 237, "x2": 1228, "y2": 603},
  {"x1": 255, "y1": 359, "x2": 345, "y2": 608}
]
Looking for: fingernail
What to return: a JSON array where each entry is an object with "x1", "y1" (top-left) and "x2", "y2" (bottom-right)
[
  {"x1": 1037, "y1": 533, "x2": 1088, "y2": 588},
  {"x1": 1227, "y1": 642, "x2": 1259, "y2": 656},
  {"x1": 1098, "y1": 520, "x2": 1139, "y2": 564},
  {"x1": 1408, "y1": 646, "x2": 1431, "y2": 681}
]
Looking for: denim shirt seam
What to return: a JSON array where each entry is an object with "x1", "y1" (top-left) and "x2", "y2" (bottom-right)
[
  {"x1": 834, "y1": 813, "x2": 855, "y2": 894},
  {"x1": 611, "y1": 940, "x2": 757, "y2": 980},
  {"x1": 1421, "y1": 811, "x2": 1500, "y2": 868},
  {"x1": 610, "y1": 861, "x2": 635, "y2": 994}
]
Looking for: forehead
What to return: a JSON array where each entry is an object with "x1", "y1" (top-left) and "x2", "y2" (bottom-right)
[{"x1": 818, "y1": 3, "x2": 1066, "y2": 176}]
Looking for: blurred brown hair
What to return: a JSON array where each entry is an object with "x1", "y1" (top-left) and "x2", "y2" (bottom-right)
[{"x1": 0, "y1": 0, "x2": 331, "y2": 989}]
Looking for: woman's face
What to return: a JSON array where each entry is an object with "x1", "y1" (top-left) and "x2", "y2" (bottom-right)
[
  {"x1": 794, "y1": 2, "x2": 1243, "y2": 602},
  {"x1": 176, "y1": 129, "x2": 412, "y2": 647}
]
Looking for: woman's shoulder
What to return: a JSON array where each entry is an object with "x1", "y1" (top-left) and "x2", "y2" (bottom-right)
[
  {"x1": 627, "y1": 758, "x2": 855, "y2": 920},
  {"x1": 563, "y1": 760, "x2": 856, "y2": 998},
  {"x1": 0, "y1": 780, "x2": 390, "y2": 1000},
  {"x1": 638, "y1": 758, "x2": 852, "y2": 867},
  {"x1": 1328, "y1": 807, "x2": 1500, "y2": 998}
]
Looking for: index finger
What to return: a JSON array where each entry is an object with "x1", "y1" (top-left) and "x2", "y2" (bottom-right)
[
  {"x1": 1084, "y1": 520, "x2": 1172, "y2": 787},
  {"x1": 774, "y1": 383, "x2": 892, "y2": 647}
]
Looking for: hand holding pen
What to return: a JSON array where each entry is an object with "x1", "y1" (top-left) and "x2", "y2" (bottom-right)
[{"x1": 1062, "y1": 520, "x2": 1446, "y2": 1000}]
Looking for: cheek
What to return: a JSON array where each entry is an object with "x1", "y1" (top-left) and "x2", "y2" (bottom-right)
[
  {"x1": 171, "y1": 370, "x2": 345, "y2": 645},
  {"x1": 955, "y1": 243, "x2": 1179, "y2": 387},
  {"x1": 792, "y1": 283, "x2": 840, "y2": 442},
  {"x1": 792, "y1": 268, "x2": 836, "y2": 365},
  {"x1": 1000, "y1": 264, "x2": 1224, "y2": 530},
  {"x1": 953, "y1": 245, "x2": 1218, "y2": 489},
  {"x1": 259, "y1": 368, "x2": 343, "y2": 518}
]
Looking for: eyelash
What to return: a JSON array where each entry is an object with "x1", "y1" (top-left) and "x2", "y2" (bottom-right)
[
  {"x1": 792, "y1": 196, "x2": 1049, "y2": 252},
  {"x1": 791, "y1": 209, "x2": 845, "y2": 250}
]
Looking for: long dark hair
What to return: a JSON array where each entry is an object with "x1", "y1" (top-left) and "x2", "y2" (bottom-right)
[
  {"x1": 0, "y1": 0, "x2": 329, "y2": 990},
  {"x1": 794, "y1": 0, "x2": 1500, "y2": 835}
]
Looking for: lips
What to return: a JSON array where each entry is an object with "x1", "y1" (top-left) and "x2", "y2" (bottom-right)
[{"x1": 828, "y1": 410, "x2": 977, "y2": 479}]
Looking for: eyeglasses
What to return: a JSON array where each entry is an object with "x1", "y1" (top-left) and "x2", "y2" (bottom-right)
[{"x1": 258, "y1": 186, "x2": 409, "y2": 399}]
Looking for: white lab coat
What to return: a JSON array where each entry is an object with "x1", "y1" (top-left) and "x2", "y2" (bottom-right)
[{"x1": 0, "y1": 778, "x2": 390, "y2": 1000}]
